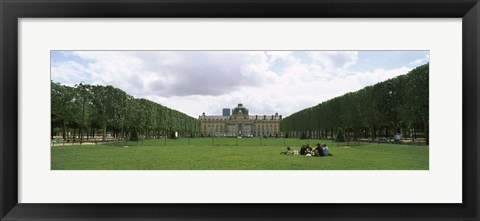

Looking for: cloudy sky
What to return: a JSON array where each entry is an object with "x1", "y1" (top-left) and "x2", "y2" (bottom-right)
[{"x1": 51, "y1": 51, "x2": 429, "y2": 118}]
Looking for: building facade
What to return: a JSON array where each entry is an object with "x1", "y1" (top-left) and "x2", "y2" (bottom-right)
[{"x1": 199, "y1": 104, "x2": 282, "y2": 137}]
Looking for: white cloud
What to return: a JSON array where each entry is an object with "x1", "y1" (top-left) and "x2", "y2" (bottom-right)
[
  {"x1": 51, "y1": 60, "x2": 91, "y2": 85},
  {"x1": 308, "y1": 51, "x2": 359, "y2": 71},
  {"x1": 265, "y1": 51, "x2": 296, "y2": 64},
  {"x1": 51, "y1": 51, "x2": 416, "y2": 118}
]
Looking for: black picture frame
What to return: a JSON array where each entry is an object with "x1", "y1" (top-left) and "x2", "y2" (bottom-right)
[{"x1": 1, "y1": 0, "x2": 479, "y2": 220}]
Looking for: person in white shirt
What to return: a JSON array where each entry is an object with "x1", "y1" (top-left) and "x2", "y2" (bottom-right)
[{"x1": 322, "y1": 144, "x2": 333, "y2": 156}]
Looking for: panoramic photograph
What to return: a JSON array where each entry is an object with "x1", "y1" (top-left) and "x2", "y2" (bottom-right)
[{"x1": 51, "y1": 50, "x2": 429, "y2": 170}]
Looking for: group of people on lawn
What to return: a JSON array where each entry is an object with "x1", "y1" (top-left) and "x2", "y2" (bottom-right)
[{"x1": 283, "y1": 143, "x2": 333, "y2": 157}]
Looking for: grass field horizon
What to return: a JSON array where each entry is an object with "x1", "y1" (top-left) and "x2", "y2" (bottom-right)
[{"x1": 51, "y1": 138, "x2": 429, "y2": 170}]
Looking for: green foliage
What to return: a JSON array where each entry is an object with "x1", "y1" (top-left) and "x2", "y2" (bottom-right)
[
  {"x1": 280, "y1": 63, "x2": 429, "y2": 142},
  {"x1": 300, "y1": 132, "x2": 307, "y2": 139},
  {"x1": 51, "y1": 138, "x2": 429, "y2": 170},
  {"x1": 336, "y1": 129, "x2": 345, "y2": 142},
  {"x1": 130, "y1": 130, "x2": 139, "y2": 141},
  {"x1": 170, "y1": 131, "x2": 178, "y2": 139},
  {"x1": 51, "y1": 81, "x2": 201, "y2": 141},
  {"x1": 51, "y1": 82, "x2": 93, "y2": 139}
]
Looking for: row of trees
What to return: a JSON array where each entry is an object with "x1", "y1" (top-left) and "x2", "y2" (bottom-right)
[
  {"x1": 280, "y1": 63, "x2": 429, "y2": 144},
  {"x1": 51, "y1": 81, "x2": 200, "y2": 142}
]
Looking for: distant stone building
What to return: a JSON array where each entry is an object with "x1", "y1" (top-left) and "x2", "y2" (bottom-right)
[{"x1": 199, "y1": 104, "x2": 282, "y2": 137}]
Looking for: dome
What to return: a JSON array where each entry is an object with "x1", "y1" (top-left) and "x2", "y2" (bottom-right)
[{"x1": 232, "y1": 103, "x2": 249, "y2": 115}]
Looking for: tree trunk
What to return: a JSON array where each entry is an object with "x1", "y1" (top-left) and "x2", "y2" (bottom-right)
[
  {"x1": 424, "y1": 121, "x2": 429, "y2": 145},
  {"x1": 102, "y1": 124, "x2": 107, "y2": 141},
  {"x1": 411, "y1": 128, "x2": 414, "y2": 141},
  {"x1": 62, "y1": 121, "x2": 67, "y2": 140}
]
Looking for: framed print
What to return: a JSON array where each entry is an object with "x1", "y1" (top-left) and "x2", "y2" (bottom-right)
[{"x1": 1, "y1": 0, "x2": 479, "y2": 220}]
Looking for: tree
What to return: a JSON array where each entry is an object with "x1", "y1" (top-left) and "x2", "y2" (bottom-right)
[
  {"x1": 51, "y1": 81, "x2": 80, "y2": 140},
  {"x1": 336, "y1": 128, "x2": 345, "y2": 142},
  {"x1": 279, "y1": 63, "x2": 429, "y2": 144}
]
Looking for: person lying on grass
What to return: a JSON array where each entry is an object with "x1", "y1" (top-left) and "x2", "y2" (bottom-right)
[{"x1": 280, "y1": 147, "x2": 292, "y2": 155}]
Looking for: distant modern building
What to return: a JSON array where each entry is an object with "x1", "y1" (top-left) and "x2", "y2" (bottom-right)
[
  {"x1": 199, "y1": 104, "x2": 282, "y2": 137},
  {"x1": 222, "y1": 108, "x2": 231, "y2": 116}
]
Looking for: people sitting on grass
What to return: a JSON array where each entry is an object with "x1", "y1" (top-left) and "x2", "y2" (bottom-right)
[
  {"x1": 321, "y1": 144, "x2": 333, "y2": 156},
  {"x1": 300, "y1": 144, "x2": 307, "y2": 155},
  {"x1": 315, "y1": 143, "x2": 325, "y2": 156},
  {"x1": 306, "y1": 144, "x2": 313, "y2": 155},
  {"x1": 285, "y1": 143, "x2": 333, "y2": 157}
]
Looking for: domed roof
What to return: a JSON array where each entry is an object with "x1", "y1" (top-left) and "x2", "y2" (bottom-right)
[{"x1": 232, "y1": 103, "x2": 249, "y2": 115}]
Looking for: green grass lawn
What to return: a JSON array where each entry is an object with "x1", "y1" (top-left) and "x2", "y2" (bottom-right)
[{"x1": 51, "y1": 138, "x2": 429, "y2": 170}]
